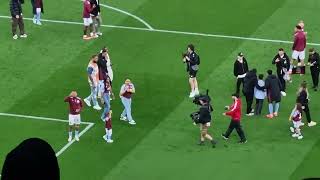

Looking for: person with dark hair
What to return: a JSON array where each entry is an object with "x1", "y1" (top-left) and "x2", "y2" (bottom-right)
[
  {"x1": 272, "y1": 48, "x2": 290, "y2": 94},
  {"x1": 265, "y1": 70, "x2": 282, "y2": 119},
  {"x1": 222, "y1": 93, "x2": 247, "y2": 143},
  {"x1": 64, "y1": 91, "x2": 83, "y2": 142},
  {"x1": 97, "y1": 48, "x2": 108, "y2": 98},
  {"x1": 1, "y1": 138, "x2": 60, "y2": 180},
  {"x1": 254, "y1": 74, "x2": 266, "y2": 115},
  {"x1": 233, "y1": 52, "x2": 249, "y2": 94},
  {"x1": 182, "y1": 44, "x2": 200, "y2": 98},
  {"x1": 31, "y1": 0, "x2": 43, "y2": 25},
  {"x1": 289, "y1": 103, "x2": 304, "y2": 140},
  {"x1": 243, "y1": 68, "x2": 257, "y2": 116},
  {"x1": 10, "y1": 0, "x2": 27, "y2": 40},
  {"x1": 197, "y1": 98, "x2": 216, "y2": 147},
  {"x1": 90, "y1": 0, "x2": 102, "y2": 36},
  {"x1": 308, "y1": 48, "x2": 320, "y2": 91},
  {"x1": 296, "y1": 81, "x2": 317, "y2": 127},
  {"x1": 291, "y1": 25, "x2": 307, "y2": 74},
  {"x1": 103, "y1": 110, "x2": 114, "y2": 143}
]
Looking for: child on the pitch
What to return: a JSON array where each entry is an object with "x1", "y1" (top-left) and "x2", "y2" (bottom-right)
[
  {"x1": 103, "y1": 110, "x2": 113, "y2": 143},
  {"x1": 64, "y1": 91, "x2": 83, "y2": 142},
  {"x1": 289, "y1": 103, "x2": 304, "y2": 140}
]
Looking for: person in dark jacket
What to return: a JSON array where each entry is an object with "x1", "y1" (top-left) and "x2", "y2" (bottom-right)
[
  {"x1": 31, "y1": 0, "x2": 44, "y2": 25},
  {"x1": 90, "y1": 0, "x2": 102, "y2": 36},
  {"x1": 242, "y1": 68, "x2": 257, "y2": 116},
  {"x1": 308, "y1": 48, "x2": 320, "y2": 91},
  {"x1": 1, "y1": 138, "x2": 60, "y2": 180},
  {"x1": 233, "y1": 52, "x2": 249, "y2": 94},
  {"x1": 197, "y1": 98, "x2": 216, "y2": 147},
  {"x1": 10, "y1": 0, "x2": 27, "y2": 40},
  {"x1": 296, "y1": 81, "x2": 317, "y2": 127},
  {"x1": 272, "y1": 48, "x2": 290, "y2": 93},
  {"x1": 265, "y1": 70, "x2": 282, "y2": 119}
]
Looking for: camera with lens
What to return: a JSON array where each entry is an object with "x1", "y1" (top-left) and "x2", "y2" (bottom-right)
[{"x1": 189, "y1": 90, "x2": 213, "y2": 124}]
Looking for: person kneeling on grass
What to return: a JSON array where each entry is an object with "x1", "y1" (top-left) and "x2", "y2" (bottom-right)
[
  {"x1": 103, "y1": 110, "x2": 113, "y2": 143},
  {"x1": 222, "y1": 93, "x2": 247, "y2": 144},
  {"x1": 289, "y1": 103, "x2": 304, "y2": 140},
  {"x1": 64, "y1": 91, "x2": 83, "y2": 142}
]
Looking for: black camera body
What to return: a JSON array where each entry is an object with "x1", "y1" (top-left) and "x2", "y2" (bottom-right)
[{"x1": 190, "y1": 111, "x2": 200, "y2": 124}]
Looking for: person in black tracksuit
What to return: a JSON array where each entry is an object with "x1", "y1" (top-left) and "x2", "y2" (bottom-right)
[
  {"x1": 10, "y1": 0, "x2": 26, "y2": 39},
  {"x1": 234, "y1": 52, "x2": 249, "y2": 94},
  {"x1": 272, "y1": 48, "x2": 290, "y2": 92},
  {"x1": 296, "y1": 81, "x2": 317, "y2": 127},
  {"x1": 243, "y1": 69, "x2": 257, "y2": 116},
  {"x1": 308, "y1": 48, "x2": 320, "y2": 91},
  {"x1": 197, "y1": 98, "x2": 216, "y2": 147}
]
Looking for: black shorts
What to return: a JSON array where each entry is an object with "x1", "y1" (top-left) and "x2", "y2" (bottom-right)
[{"x1": 189, "y1": 70, "x2": 198, "y2": 78}]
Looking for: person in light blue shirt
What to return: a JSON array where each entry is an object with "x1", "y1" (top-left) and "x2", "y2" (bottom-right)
[{"x1": 254, "y1": 74, "x2": 266, "y2": 115}]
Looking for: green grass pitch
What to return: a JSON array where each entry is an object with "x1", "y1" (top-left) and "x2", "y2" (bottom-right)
[{"x1": 1, "y1": 0, "x2": 320, "y2": 179}]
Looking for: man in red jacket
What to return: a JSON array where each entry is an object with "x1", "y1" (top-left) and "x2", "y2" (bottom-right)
[{"x1": 222, "y1": 93, "x2": 247, "y2": 143}]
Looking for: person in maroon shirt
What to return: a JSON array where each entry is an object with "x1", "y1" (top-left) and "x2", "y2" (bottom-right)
[
  {"x1": 222, "y1": 93, "x2": 247, "y2": 143},
  {"x1": 31, "y1": 0, "x2": 43, "y2": 25},
  {"x1": 64, "y1": 91, "x2": 83, "y2": 142},
  {"x1": 82, "y1": 0, "x2": 96, "y2": 40},
  {"x1": 291, "y1": 25, "x2": 307, "y2": 74}
]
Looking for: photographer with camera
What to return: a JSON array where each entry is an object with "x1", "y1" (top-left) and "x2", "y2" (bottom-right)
[
  {"x1": 190, "y1": 93, "x2": 217, "y2": 147},
  {"x1": 182, "y1": 44, "x2": 200, "y2": 98}
]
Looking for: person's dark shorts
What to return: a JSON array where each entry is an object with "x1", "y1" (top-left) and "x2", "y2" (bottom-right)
[{"x1": 189, "y1": 69, "x2": 198, "y2": 78}]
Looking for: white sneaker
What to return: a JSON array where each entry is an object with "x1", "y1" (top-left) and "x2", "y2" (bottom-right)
[
  {"x1": 97, "y1": 32, "x2": 103, "y2": 36},
  {"x1": 300, "y1": 122, "x2": 305, "y2": 126},
  {"x1": 120, "y1": 116, "x2": 127, "y2": 121},
  {"x1": 281, "y1": 91, "x2": 287, "y2": 97},
  {"x1": 33, "y1": 18, "x2": 36, "y2": 24},
  {"x1": 129, "y1": 120, "x2": 136, "y2": 125},
  {"x1": 308, "y1": 121, "x2": 317, "y2": 127},
  {"x1": 292, "y1": 133, "x2": 299, "y2": 138},
  {"x1": 246, "y1": 113, "x2": 254, "y2": 116},
  {"x1": 93, "y1": 105, "x2": 102, "y2": 110},
  {"x1": 13, "y1": 34, "x2": 18, "y2": 40},
  {"x1": 290, "y1": 127, "x2": 295, "y2": 133},
  {"x1": 20, "y1": 34, "x2": 27, "y2": 38},
  {"x1": 68, "y1": 136, "x2": 72, "y2": 142},
  {"x1": 103, "y1": 135, "x2": 108, "y2": 141},
  {"x1": 36, "y1": 21, "x2": 42, "y2": 25},
  {"x1": 107, "y1": 139, "x2": 114, "y2": 143},
  {"x1": 84, "y1": 98, "x2": 91, "y2": 107},
  {"x1": 189, "y1": 92, "x2": 195, "y2": 98},
  {"x1": 75, "y1": 135, "x2": 80, "y2": 141},
  {"x1": 298, "y1": 135, "x2": 303, "y2": 140}
]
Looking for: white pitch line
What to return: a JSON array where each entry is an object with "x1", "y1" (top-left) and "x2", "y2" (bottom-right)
[
  {"x1": 0, "y1": 15, "x2": 320, "y2": 46},
  {"x1": 0, "y1": 112, "x2": 93, "y2": 125},
  {"x1": 55, "y1": 123, "x2": 94, "y2": 157},
  {"x1": 100, "y1": 3, "x2": 154, "y2": 30}
]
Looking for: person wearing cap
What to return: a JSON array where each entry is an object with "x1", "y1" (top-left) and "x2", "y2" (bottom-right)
[
  {"x1": 272, "y1": 48, "x2": 290, "y2": 93},
  {"x1": 291, "y1": 25, "x2": 307, "y2": 74},
  {"x1": 197, "y1": 97, "x2": 216, "y2": 147},
  {"x1": 307, "y1": 48, "x2": 320, "y2": 91},
  {"x1": 119, "y1": 79, "x2": 136, "y2": 125},
  {"x1": 222, "y1": 93, "x2": 247, "y2": 144},
  {"x1": 233, "y1": 52, "x2": 249, "y2": 94},
  {"x1": 182, "y1": 44, "x2": 200, "y2": 98}
]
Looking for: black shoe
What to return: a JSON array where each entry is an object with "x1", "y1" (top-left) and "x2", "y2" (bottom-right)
[
  {"x1": 315, "y1": 88, "x2": 318, "y2": 92},
  {"x1": 211, "y1": 140, "x2": 217, "y2": 148},
  {"x1": 198, "y1": 141, "x2": 205, "y2": 146},
  {"x1": 221, "y1": 134, "x2": 228, "y2": 140},
  {"x1": 238, "y1": 140, "x2": 247, "y2": 144}
]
